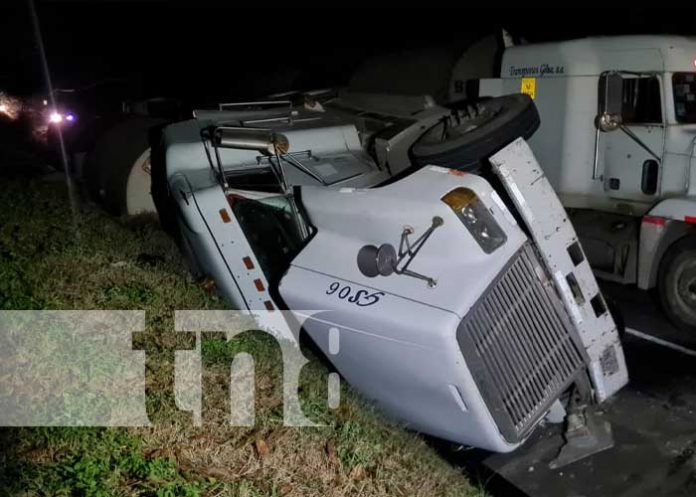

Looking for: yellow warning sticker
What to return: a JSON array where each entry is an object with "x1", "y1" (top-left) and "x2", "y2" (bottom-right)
[{"x1": 520, "y1": 78, "x2": 536, "y2": 100}]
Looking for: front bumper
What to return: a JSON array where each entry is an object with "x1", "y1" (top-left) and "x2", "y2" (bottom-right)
[{"x1": 490, "y1": 138, "x2": 629, "y2": 402}]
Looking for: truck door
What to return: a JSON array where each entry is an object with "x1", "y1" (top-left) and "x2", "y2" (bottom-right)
[{"x1": 598, "y1": 74, "x2": 665, "y2": 203}]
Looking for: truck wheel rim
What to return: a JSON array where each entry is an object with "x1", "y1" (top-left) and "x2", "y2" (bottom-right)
[
  {"x1": 674, "y1": 257, "x2": 696, "y2": 322},
  {"x1": 677, "y1": 266, "x2": 696, "y2": 304}
]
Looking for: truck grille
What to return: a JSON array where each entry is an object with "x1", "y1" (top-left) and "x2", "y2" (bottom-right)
[{"x1": 456, "y1": 244, "x2": 586, "y2": 443}]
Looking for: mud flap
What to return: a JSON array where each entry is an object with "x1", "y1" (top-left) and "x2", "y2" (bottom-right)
[{"x1": 549, "y1": 408, "x2": 614, "y2": 469}]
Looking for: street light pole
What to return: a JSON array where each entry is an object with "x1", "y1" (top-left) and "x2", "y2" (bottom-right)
[{"x1": 27, "y1": 0, "x2": 80, "y2": 232}]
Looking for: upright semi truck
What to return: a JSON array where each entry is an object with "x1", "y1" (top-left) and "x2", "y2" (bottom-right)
[{"x1": 464, "y1": 36, "x2": 696, "y2": 330}]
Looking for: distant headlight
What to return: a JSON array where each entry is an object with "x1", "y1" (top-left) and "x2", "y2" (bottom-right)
[
  {"x1": 48, "y1": 111, "x2": 76, "y2": 124},
  {"x1": 0, "y1": 95, "x2": 22, "y2": 120},
  {"x1": 442, "y1": 187, "x2": 507, "y2": 254}
]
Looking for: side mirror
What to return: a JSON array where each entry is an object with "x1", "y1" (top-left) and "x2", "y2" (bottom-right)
[
  {"x1": 357, "y1": 243, "x2": 397, "y2": 278},
  {"x1": 597, "y1": 73, "x2": 623, "y2": 132}
]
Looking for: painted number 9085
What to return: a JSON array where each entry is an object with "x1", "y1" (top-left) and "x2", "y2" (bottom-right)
[{"x1": 326, "y1": 282, "x2": 383, "y2": 307}]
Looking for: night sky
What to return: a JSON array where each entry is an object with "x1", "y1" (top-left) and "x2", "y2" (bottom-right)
[{"x1": 1, "y1": 6, "x2": 696, "y2": 105}]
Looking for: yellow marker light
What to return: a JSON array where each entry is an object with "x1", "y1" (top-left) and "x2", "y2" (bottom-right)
[
  {"x1": 219, "y1": 208, "x2": 231, "y2": 223},
  {"x1": 442, "y1": 188, "x2": 507, "y2": 254},
  {"x1": 442, "y1": 188, "x2": 477, "y2": 211}
]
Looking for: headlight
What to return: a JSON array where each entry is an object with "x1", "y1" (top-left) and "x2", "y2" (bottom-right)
[
  {"x1": 0, "y1": 94, "x2": 22, "y2": 120},
  {"x1": 47, "y1": 111, "x2": 76, "y2": 125},
  {"x1": 442, "y1": 187, "x2": 507, "y2": 254}
]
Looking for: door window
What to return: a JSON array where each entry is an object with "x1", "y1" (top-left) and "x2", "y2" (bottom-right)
[
  {"x1": 230, "y1": 195, "x2": 309, "y2": 286},
  {"x1": 673, "y1": 72, "x2": 696, "y2": 123},
  {"x1": 620, "y1": 76, "x2": 662, "y2": 125}
]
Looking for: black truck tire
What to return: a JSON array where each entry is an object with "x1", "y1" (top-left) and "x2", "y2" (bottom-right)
[
  {"x1": 658, "y1": 235, "x2": 696, "y2": 332},
  {"x1": 89, "y1": 117, "x2": 167, "y2": 216},
  {"x1": 411, "y1": 94, "x2": 540, "y2": 171}
]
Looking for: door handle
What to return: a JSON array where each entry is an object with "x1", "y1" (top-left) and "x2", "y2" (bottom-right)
[{"x1": 641, "y1": 159, "x2": 659, "y2": 195}]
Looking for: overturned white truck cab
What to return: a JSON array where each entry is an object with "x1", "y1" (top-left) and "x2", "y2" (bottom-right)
[{"x1": 161, "y1": 106, "x2": 628, "y2": 461}]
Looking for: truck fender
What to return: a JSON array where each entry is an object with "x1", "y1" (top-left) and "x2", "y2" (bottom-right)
[{"x1": 637, "y1": 198, "x2": 696, "y2": 289}]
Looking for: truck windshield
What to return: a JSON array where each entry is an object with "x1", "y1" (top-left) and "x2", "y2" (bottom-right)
[{"x1": 673, "y1": 73, "x2": 696, "y2": 123}]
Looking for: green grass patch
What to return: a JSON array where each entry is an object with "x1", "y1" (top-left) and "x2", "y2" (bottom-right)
[{"x1": 0, "y1": 177, "x2": 479, "y2": 496}]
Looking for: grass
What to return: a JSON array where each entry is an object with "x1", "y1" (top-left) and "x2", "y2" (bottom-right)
[{"x1": 0, "y1": 176, "x2": 482, "y2": 496}]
